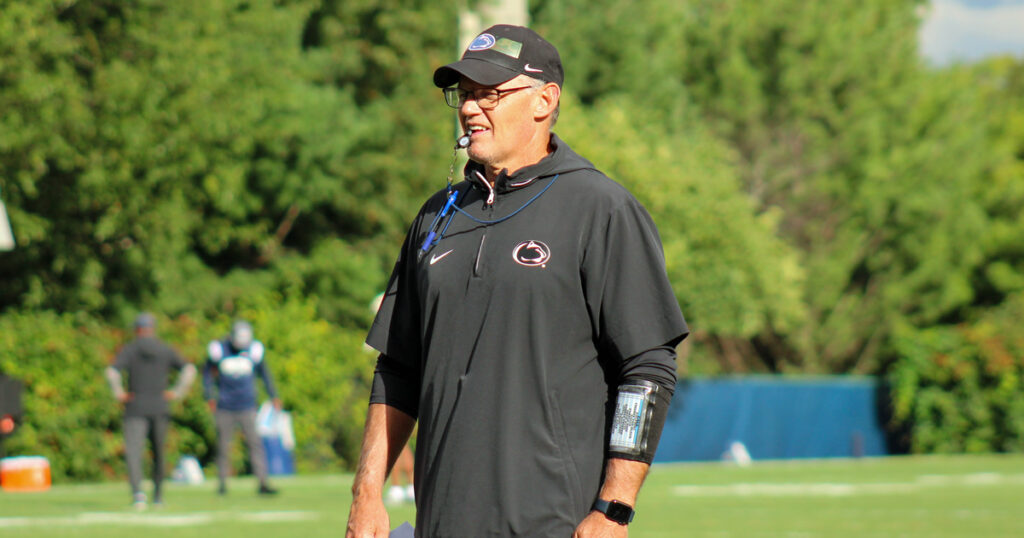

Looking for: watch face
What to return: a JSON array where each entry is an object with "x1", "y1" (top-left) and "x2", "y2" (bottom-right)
[{"x1": 606, "y1": 501, "x2": 633, "y2": 523}]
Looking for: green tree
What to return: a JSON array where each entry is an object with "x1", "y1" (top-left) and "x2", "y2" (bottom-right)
[
  {"x1": 0, "y1": 312, "x2": 122, "y2": 482},
  {"x1": 671, "y1": 0, "x2": 1003, "y2": 374},
  {"x1": 0, "y1": 0, "x2": 459, "y2": 326},
  {"x1": 557, "y1": 95, "x2": 805, "y2": 373},
  {"x1": 537, "y1": 0, "x2": 1006, "y2": 375},
  {"x1": 887, "y1": 292, "x2": 1024, "y2": 454},
  {"x1": 967, "y1": 57, "x2": 1024, "y2": 315},
  {"x1": 0, "y1": 292, "x2": 377, "y2": 480}
]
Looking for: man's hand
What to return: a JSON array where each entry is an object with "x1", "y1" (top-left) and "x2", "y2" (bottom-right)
[
  {"x1": 207, "y1": 399, "x2": 217, "y2": 412},
  {"x1": 573, "y1": 511, "x2": 629, "y2": 537},
  {"x1": 163, "y1": 390, "x2": 176, "y2": 402},
  {"x1": 117, "y1": 392, "x2": 133, "y2": 404},
  {"x1": 346, "y1": 404, "x2": 416, "y2": 538},
  {"x1": 345, "y1": 494, "x2": 391, "y2": 538}
]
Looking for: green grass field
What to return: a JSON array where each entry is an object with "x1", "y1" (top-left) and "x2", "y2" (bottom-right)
[{"x1": 2, "y1": 454, "x2": 1022, "y2": 537}]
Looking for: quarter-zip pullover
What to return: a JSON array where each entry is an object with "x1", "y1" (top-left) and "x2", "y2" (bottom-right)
[{"x1": 368, "y1": 134, "x2": 688, "y2": 537}]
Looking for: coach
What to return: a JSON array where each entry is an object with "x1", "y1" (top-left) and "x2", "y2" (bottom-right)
[
  {"x1": 346, "y1": 24, "x2": 688, "y2": 537},
  {"x1": 106, "y1": 313, "x2": 196, "y2": 509}
]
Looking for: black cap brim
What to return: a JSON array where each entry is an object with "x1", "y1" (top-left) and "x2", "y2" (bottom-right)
[{"x1": 433, "y1": 58, "x2": 522, "y2": 88}]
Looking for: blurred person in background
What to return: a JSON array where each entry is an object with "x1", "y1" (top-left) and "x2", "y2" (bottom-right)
[
  {"x1": 106, "y1": 312, "x2": 196, "y2": 510},
  {"x1": 203, "y1": 319, "x2": 281, "y2": 496}
]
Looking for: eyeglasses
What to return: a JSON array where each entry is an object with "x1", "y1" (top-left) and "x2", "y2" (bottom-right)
[{"x1": 443, "y1": 86, "x2": 535, "y2": 109}]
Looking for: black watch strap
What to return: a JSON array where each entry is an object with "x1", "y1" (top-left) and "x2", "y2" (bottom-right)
[{"x1": 592, "y1": 498, "x2": 635, "y2": 525}]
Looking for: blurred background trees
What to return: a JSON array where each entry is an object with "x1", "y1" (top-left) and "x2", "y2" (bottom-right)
[{"x1": 1, "y1": 0, "x2": 1022, "y2": 478}]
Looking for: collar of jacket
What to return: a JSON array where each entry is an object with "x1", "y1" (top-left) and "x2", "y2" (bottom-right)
[{"x1": 463, "y1": 133, "x2": 567, "y2": 195}]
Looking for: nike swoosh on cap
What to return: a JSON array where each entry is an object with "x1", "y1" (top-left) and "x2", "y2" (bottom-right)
[
  {"x1": 430, "y1": 249, "x2": 454, "y2": 265},
  {"x1": 523, "y1": 64, "x2": 543, "y2": 73}
]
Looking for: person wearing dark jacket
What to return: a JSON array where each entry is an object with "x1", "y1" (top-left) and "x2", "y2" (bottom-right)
[
  {"x1": 203, "y1": 319, "x2": 280, "y2": 496},
  {"x1": 106, "y1": 312, "x2": 196, "y2": 510},
  {"x1": 346, "y1": 24, "x2": 688, "y2": 538}
]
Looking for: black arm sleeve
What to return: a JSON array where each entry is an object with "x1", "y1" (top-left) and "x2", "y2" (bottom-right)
[
  {"x1": 608, "y1": 344, "x2": 679, "y2": 463},
  {"x1": 369, "y1": 353, "x2": 420, "y2": 420},
  {"x1": 619, "y1": 344, "x2": 678, "y2": 396}
]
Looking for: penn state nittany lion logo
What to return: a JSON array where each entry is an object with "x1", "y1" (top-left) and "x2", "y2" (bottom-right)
[
  {"x1": 512, "y1": 240, "x2": 550, "y2": 268},
  {"x1": 468, "y1": 33, "x2": 496, "y2": 51}
]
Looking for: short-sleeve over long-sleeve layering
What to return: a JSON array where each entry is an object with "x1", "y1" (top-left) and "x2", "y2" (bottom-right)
[{"x1": 367, "y1": 135, "x2": 688, "y2": 537}]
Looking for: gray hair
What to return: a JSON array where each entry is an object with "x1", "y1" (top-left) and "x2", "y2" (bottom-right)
[{"x1": 528, "y1": 77, "x2": 560, "y2": 128}]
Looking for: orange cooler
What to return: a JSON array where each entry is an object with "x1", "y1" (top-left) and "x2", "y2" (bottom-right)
[{"x1": 0, "y1": 456, "x2": 51, "y2": 491}]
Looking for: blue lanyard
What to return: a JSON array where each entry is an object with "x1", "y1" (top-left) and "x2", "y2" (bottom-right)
[
  {"x1": 420, "y1": 174, "x2": 560, "y2": 252},
  {"x1": 419, "y1": 189, "x2": 462, "y2": 252}
]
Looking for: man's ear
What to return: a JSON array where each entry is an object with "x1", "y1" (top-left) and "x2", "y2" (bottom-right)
[{"x1": 534, "y1": 82, "x2": 561, "y2": 121}]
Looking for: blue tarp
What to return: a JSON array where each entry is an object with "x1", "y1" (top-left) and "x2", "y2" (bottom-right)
[
  {"x1": 654, "y1": 376, "x2": 888, "y2": 463},
  {"x1": 263, "y1": 436, "x2": 294, "y2": 475}
]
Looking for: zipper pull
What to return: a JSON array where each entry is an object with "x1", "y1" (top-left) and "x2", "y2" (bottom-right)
[{"x1": 473, "y1": 170, "x2": 495, "y2": 206}]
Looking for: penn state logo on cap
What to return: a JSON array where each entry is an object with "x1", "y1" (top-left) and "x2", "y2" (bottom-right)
[
  {"x1": 513, "y1": 240, "x2": 551, "y2": 267},
  {"x1": 468, "y1": 33, "x2": 496, "y2": 51}
]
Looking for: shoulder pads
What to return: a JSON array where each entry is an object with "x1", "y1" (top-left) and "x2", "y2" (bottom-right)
[
  {"x1": 208, "y1": 340, "x2": 224, "y2": 362},
  {"x1": 249, "y1": 341, "x2": 265, "y2": 363}
]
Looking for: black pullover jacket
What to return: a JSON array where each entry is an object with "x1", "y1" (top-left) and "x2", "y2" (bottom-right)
[{"x1": 368, "y1": 134, "x2": 688, "y2": 537}]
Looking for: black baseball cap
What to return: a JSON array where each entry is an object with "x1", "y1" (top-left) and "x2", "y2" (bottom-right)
[{"x1": 433, "y1": 24, "x2": 563, "y2": 88}]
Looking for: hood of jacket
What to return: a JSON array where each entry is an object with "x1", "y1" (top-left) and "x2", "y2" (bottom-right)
[{"x1": 462, "y1": 133, "x2": 597, "y2": 196}]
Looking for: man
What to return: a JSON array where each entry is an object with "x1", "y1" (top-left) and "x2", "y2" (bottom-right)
[
  {"x1": 203, "y1": 319, "x2": 281, "y2": 496},
  {"x1": 346, "y1": 24, "x2": 688, "y2": 537},
  {"x1": 106, "y1": 312, "x2": 196, "y2": 509}
]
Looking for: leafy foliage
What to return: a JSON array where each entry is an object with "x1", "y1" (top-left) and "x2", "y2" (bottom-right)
[
  {"x1": 887, "y1": 293, "x2": 1024, "y2": 454},
  {"x1": 0, "y1": 311, "x2": 125, "y2": 481},
  {"x1": 0, "y1": 292, "x2": 375, "y2": 481},
  {"x1": 2, "y1": 0, "x2": 1024, "y2": 475},
  {"x1": 535, "y1": 0, "x2": 1020, "y2": 377},
  {"x1": 557, "y1": 95, "x2": 805, "y2": 373},
  {"x1": 0, "y1": 0, "x2": 444, "y2": 324}
]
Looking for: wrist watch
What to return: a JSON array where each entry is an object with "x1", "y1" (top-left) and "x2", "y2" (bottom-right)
[{"x1": 592, "y1": 498, "x2": 635, "y2": 525}]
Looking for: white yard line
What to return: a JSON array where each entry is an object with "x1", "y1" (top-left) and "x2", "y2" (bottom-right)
[
  {"x1": 673, "y1": 472, "x2": 1024, "y2": 497},
  {"x1": 0, "y1": 510, "x2": 317, "y2": 528},
  {"x1": 238, "y1": 511, "x2": 319, "y2": 523},
  {"x1": 78, "y1": 512, "x2": 213, "y2": 526}
]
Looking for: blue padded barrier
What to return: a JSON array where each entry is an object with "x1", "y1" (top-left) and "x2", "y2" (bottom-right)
[{"x1": 653, "y1": 376, "x2": 888, "y2": 463}]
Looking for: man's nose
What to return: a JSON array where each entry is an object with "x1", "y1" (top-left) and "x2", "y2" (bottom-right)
[{"x1": 460, "y1": 95, "x2": 483, "y2": 115}]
